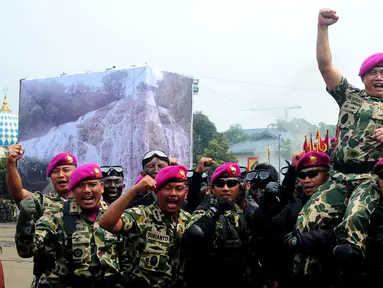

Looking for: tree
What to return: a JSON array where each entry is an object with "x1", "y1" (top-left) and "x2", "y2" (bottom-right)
[
  {"x1": 269, "y1": 118, "x2": 336, "y2": 137},
  {"x1": 0, "y1": 157, "x2": 8, "y2": 197},
  {"x1": 280, "y1": 139, "x2": 293, "y2": 160},
  {"x1": 223, "y1": 124, "x2": 257, "y2": 145},
  {"x1": 198, "y1": 133, "x2": 238, "y2": 173},
  {"x1": 193, "y1": 111, "x2": 218, "y2": 164}
]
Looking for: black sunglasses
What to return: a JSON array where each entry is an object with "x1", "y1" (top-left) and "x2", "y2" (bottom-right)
[
  {"x1": 214, "y1": 179, "x2": 240, "y2": 188},
  {"x1": 100, "y1": 166, "x2": 124, "y2": 176},
  {"x1": 298, "y1": 170, "x2": 325, "y2": 180},
  {"x1": 245, "y1": 170, "x2": 271, "y2": 181}
]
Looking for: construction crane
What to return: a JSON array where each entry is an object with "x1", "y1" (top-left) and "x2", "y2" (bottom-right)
[{"x1": 240, "y1": 105, "x2": 301, "y2": 121}]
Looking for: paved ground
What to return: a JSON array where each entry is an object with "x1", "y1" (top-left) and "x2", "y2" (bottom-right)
[{"x1": 0, "y1": 223, "x2": 33, "y2": 287}]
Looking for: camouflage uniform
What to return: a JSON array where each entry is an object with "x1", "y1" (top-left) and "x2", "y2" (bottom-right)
[
  {"x1": 16, "y1": 200, "x2": 123, "y2": 287},
  {"x1": 120, "y1": 202, "x2": 191, "y2": 287},
  {"x1": 295, "y1": 77, "x2": 381, "y2": 274},
  {"x1": 31, "y1": 190, "x2": 68, "y2": 217},
  {"x1": 15, "y1": 190, "x2": 69, "y2": 287}
]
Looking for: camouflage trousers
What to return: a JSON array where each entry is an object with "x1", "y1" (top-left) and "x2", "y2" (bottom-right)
[{"x1": 294, "y1": 176, "x2": 380, "y2": 274}]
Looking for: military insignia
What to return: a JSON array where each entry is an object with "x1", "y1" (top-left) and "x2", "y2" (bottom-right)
[
  {"x1": 94, "y1": 167, "x2": 101, "y2": 177},
  {"x1": 228, "y1": 165, "x2": 236, "y2": 175},
  {"x1": 73, "y1": 249, "x2": 83, "y2": 258},
  {"x1": 150, "y1": 255, "x2": 158, "y2": 266},
  {"x1": 65, "y1": 154, "x2": 73, "y2": 164},
  {"x1": 309, "y1": 155, "x2": 317, "y2": 164},
  {"x1": 179, "y1": 169, "x2": 185, "y2": 179}
]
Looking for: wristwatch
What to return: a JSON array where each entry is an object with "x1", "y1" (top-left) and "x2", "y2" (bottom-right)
[
  {"x1": 207, "y1": 206, "x2": 219, "y2": 219},
  {"x1": 290, "y1": 236, "x2": 297, "y2": 246}
]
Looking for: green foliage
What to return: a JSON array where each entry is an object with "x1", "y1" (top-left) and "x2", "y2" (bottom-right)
[
  {"x1": 192, "y1": 111, "x2": 218, "y2": 164},
  {"x1": 197, "y1": 134, "x2": 238, "y2": 173},
  {"x1": 269, "y1": 118, "x2": 336, "y2": 137},
  {"x1": 0, "y1": 157, "x2": 8, "y2": 197},
  {"x1": 223, "y1": 124, "x2": 258, "y2": 145}
]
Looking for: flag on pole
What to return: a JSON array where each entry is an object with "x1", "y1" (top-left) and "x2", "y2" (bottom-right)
[{"x1": 266, "y1": 144, "x2": 271, "y2": 164}]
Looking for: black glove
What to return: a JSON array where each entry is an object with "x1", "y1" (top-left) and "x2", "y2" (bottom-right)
[
  {"x1": 264, "y1": 182, "x2": 281, "y2": 205},
  {"x1": 216, "y1": 198, "x2": 235, "y2": 214},
  {"x1": 283, "y1": 230, "x2": 302, "y2": 250},
  {"x1": 265, "y1": 182, "x2": 280, "y2": 194},
  {"x1": 205, "y1": 198, "x2": 235, "y2": 219}
]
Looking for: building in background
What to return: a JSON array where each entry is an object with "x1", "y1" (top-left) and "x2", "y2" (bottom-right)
[
  {"x1": 0, "y1": 91, "x2": 19, "y2": 157},
  {"x1": 229, "y1": 128, "x2": 292, "y2": 179}
]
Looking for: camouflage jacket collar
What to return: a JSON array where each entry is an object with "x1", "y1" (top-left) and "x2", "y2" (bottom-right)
[
  {"x1": 68, "y1": 200, "x2": 109, "y2": 222},
  {"x1": 47, "y1": 190, "x2": 66, "y2": 201},
  {"x1": 47, "y1": 190, "x2": 75, "y2": 202},
  {"x1": 151, "y1": 202, "x2": 190, "y2": 225},
  {"x1": 223, "y1": 203, "x2": 242, "y2": 216}
]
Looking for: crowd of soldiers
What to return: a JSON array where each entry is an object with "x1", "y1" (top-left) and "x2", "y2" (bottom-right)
[
  {"x1": 2, "y1": 7, "x2": 383, "y2": 288},
  {"x1": 0, "y1": 200, "x2": 17, "y2": 223}
]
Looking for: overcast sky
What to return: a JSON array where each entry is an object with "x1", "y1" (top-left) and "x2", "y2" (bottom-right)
[{"x1": 1, "y1": 0, "x2": 382, "y2": 132}]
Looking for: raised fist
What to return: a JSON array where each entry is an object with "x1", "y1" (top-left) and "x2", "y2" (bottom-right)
[
  {"x1": 7, "y1": 144, "x2": 24, "y2": 165},
  {"x1": 135, "y1": 175, "x2": 156, "y2": 193},
  {"x1": 318, "y1": 8, "x2": 339, "y2": 26},
  {"x1": 291, "y1": 150, "x2": 305, "y2": 167}
]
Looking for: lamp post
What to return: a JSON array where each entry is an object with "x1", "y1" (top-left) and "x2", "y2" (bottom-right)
[{"x1": 278, "y1": 134, "x2": 281, "y2": 183}]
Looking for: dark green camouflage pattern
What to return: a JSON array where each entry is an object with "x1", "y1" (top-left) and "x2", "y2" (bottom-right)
[
  {"x1": 120, "y1": 203, "x2": 191, "y2": 288},
  {"x1": 294, "y1": 77, "x2": 383, "y2": 275},
  {"x1": 330, "y1": 77, "x2": 383, "y2": 166},
  {"x1": 15, "y1": 190, "x2": 69, "y2": 259},
  {"x1": 31, "y1": 190, "x2": 68, "y2": 218},
  {"x1": 15, "y1": 200, "x2": 122, "y2": 287},
  {"x1": 295, "y1": 168, "x2": 380, "y2": 274}
]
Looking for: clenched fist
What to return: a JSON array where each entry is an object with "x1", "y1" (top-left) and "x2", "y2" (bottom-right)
[
  {"x1": 291, "y1": 150, "x2": 305, "y2": 167},
  {"x1": 7, "y1": 144, "x2": 24, "y2": 165},
  {"x1": 318, "y1": 8, "x2": 339, "y2": 26},
  {"x1": 134, "y1": 175, "x2": 156, "y2": 193}
]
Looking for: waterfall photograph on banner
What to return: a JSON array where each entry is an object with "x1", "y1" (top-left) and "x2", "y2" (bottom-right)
[{"x1": 18, "y1": 66, "x2": 194, "y2": 191}]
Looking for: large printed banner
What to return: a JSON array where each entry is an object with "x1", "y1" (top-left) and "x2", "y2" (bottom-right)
[{"x1": 18, "y1": 66, "x2": 193, "y2": 191}]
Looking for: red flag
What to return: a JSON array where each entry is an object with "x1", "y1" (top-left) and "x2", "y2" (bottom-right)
[
  {"x1": 310, "y1": 133, "x2": 314, "y2": 151},
  {"x1": 303, "y1": 135, "x2": 309, "y2": 152},
  {"x1": 316, "y1": 130, "x2": 321, "y2": 142},
  {"x1": 336, "y1": 126, "x2": 340, "y2": 140},
  {"x1": 324, "y1": 129, "x2": 329, "y2": 147},
  {"x1": 323, "y1": 129, "x2": 329, "y2": 153}
]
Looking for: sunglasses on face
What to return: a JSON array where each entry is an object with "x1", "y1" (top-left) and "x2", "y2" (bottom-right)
[
  {"x1": 298, "y1": 170, "x2": 324, "y2": 180},
  {"x1": 100, "y1": 166, "x2": 124, "y2": 176},
  {"x1": 245, "y1": 170, "x2": 271, "y2": 182},
  {"x1": 142, "y1": 149, "x2": 168, "y2": 161},
  {"x1": 214, "y1": 179, "x2": 240, "y2": 188}
]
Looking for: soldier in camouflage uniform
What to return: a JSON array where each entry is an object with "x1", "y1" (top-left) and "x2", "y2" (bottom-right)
[
  {"x1": 8, "y1": 145, "x2": 78, "y2": 286},
  {"x1": 6, "y1": 144, "x2": 77, "y2": 215},
  {"x1": 16, "y1": 163, "x2": 126, "y2": 288},
  {"x1": 182, "y1": 162, "x2": 261, "y2": 288},
  {"x1": 99, "y1": 164, "x2": 191, "y2": 288},
  {"x1": 295, "y1": 8, "x2": 383, "y2": 276}
]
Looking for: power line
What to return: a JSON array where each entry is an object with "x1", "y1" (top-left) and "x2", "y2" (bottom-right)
[
  {"x1": 189, "y1": 74, "x2": 323, "y2": 93},
  {"x1": 198, "y1": 85, "x2": 282, "y2": 119}
]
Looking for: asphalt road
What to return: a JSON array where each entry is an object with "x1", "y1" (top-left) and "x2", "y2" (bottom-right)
[{"x1": 0, "y1": 223, "x2": 33, "y2": 287}]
